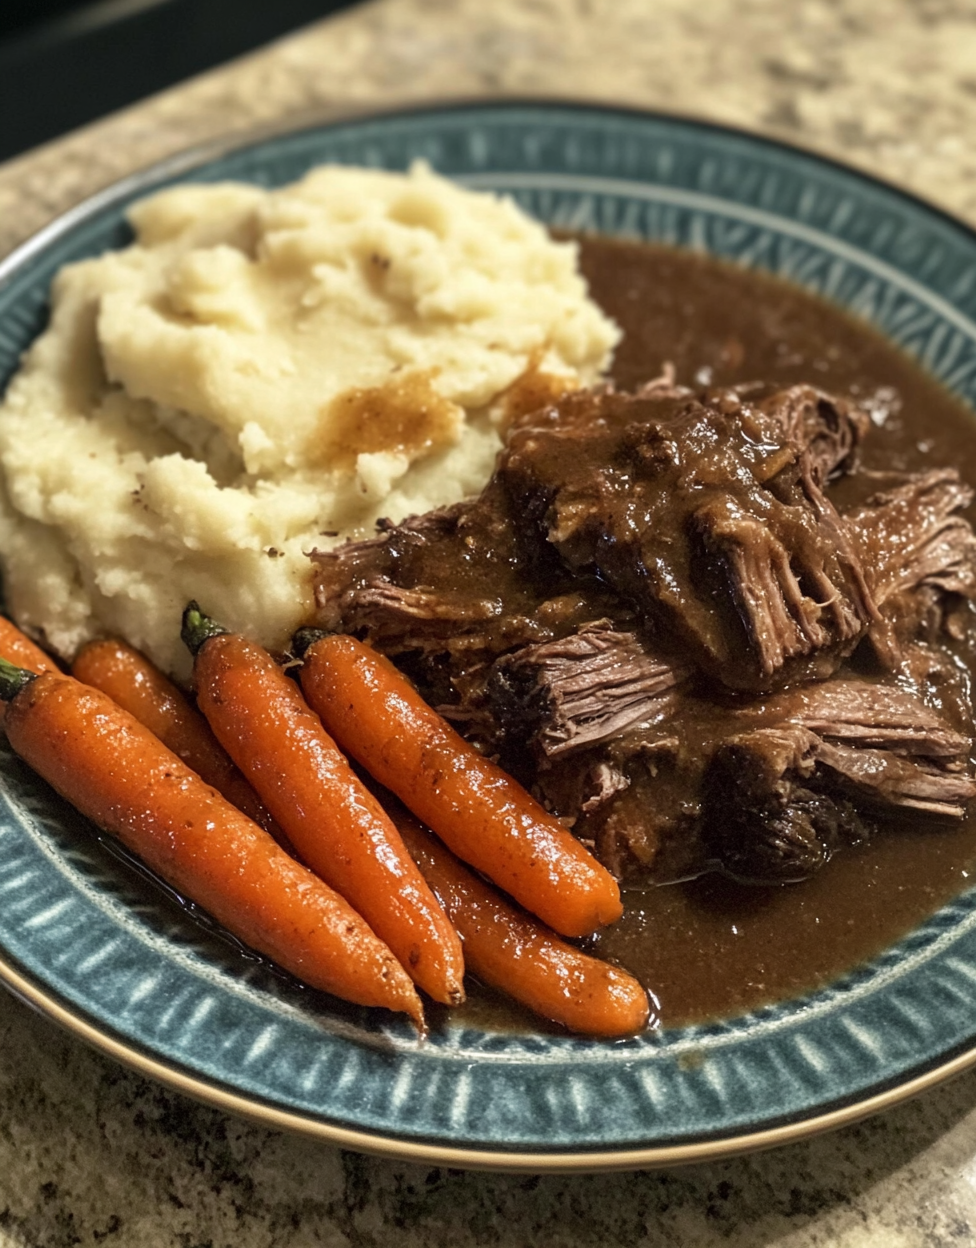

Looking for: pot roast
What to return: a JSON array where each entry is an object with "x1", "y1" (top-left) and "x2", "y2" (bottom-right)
[{"x1": 312, "y1": 380, "x2": 976, "y2": 888}]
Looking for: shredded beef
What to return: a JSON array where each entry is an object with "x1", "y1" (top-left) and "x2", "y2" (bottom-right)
[
  {"x1": 847, "y1": 469, "x2": 976, "y2": 663},
  {"x1": 487, "y1": 624, "x2": 688, "y2": 760},
  {"x1": 763, "y1": 383, "x2": 869, "y2": 484},
  {"x1": 499, "y1": 384, "x2": 878, "y2": 691},
  {"x1": 312, "y1": 475, "x2": 633, "y2": 729},
  {"x1": 814, "y1": 741, "x2": 976, "y2": 819},
  {"x1": 698, "y1": 679, "x2": 976, "y2": 881},
  {"x1": 742, "y1": 679, "x2": 972, "y2": 758}
]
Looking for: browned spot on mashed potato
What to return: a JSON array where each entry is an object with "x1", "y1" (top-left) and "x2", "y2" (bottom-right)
[{"x1": 321, "y1": 371, "x2": 462, "y2": 469}]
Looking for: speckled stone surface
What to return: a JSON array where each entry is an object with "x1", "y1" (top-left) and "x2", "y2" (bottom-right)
[{"x1": 4, "y1": 1, "x2": 976, "y2": 1243}]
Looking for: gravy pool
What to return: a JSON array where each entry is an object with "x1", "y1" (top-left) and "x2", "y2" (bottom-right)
[{"x1": 448, "y1": 234, "x2": 976, "y2": 1031}]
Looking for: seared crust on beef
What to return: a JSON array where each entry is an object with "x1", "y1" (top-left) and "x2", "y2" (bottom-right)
[{"x1": 703, "y1": 725, "x2": 855, "y2": 883}]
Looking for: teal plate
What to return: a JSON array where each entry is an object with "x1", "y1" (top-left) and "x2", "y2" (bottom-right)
[{"x1": 3, "y1": 102, "x2": 976, "y2": 1171}]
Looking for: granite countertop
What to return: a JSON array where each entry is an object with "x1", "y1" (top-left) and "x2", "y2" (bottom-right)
[{"x1": 4, "y1": 1, "x2": 976, "y2": 1244}]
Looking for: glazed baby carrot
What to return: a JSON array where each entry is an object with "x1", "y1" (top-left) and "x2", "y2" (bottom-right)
[
  {"x1": 294, "y1": 630, "x2": 623, "y2": 938},
  {"x1": 0, "y1": 617, "x2": 58, "y2": 725},
  {"x1": 394, "y1": 804, "x2": 651, "y2": 1036},
  {"x1": 182, "y1": 605, "x2": 466, "y2": 1007},
  {"x1": 72, "y1": 638, "x2": 281, "y2": 841},
  {"x1": 0, "y1": 660, "x2": 423, "y2": 1027},
  {"x1": 0, "y1": 617, "x2": 57, "y2": 675}
]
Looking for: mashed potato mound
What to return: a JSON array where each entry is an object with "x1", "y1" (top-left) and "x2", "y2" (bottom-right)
[{"x1": 0, "y1": 163, "x2": 619, "y2": 677}]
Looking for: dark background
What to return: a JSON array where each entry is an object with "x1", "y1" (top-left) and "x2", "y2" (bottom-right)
[{"x1": 0, "y1": 0, "x2": 360, "y2": 163}]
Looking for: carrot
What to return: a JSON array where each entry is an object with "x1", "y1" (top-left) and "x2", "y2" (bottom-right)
[
  {"x1": 182, "y1": 605, "x2": 466, "y2": 1007},
  {"x1": 392, "y1": 802, "x2": 651, "y2": 1036},
  {"x1": 0, "y1": 618, "x2": 57, "y2": 722},
  {"x1": 72, "y1": 638, "x2": 282, "y2": 842},
  {"x1": 0, "y1": 617, "x2": 57, "y2": 674},
  {"x1": 0, "y1": 659, "x2": 423, "y2": 1028},
  {"x1": 294, "y1": 630, "x2": 623, "y2": 938}
]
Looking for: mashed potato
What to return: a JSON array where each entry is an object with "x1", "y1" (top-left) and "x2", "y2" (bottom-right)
[{"x1": 0, "y1": 162, "x2": 619, "y2": 678}]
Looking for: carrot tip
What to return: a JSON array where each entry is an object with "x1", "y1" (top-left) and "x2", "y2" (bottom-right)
[
  {"x1": 0, "y1": 657, "x2": 37, "y2": 702},
  {"x1": 290, "y1": 627, "x2": 331, "y2": 659},
  {"x1": 181, "y1": 602, "x2": 228, "y2": 656}
]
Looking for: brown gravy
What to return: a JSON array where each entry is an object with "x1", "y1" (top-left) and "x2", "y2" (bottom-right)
[{"x1": 449, "y1": 235, "x2": 976, "y2": 1032}]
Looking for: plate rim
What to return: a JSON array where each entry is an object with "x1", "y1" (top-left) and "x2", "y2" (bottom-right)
[
  {"x1": 4, "y1": 97, "x2": 976, "y2": 1171},
  {"x1": 7, "y1": 945, "x2": 976, "y2": 1172},
  {"x1": 5, "y1": 95, "x2": 976, "y2": 294},
  {"x1": 11, "y1": 948, "x2": 976, "y2": 1173}
]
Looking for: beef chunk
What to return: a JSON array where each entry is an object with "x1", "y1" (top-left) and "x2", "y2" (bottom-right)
[
  {"x1": 487, "y1": 623, "x2": 687, "y2": 759},
  {"x1": 500, "y1": 384, "x2": 877, "y2": 691},
  {"x1": 553, "y1": 675, "x2": 975, "y2": 884},
  {"x1": 313, "y1": 501, "x2": 512, "y2": 647},
  {"x1": 312, "y1": 478, "x2": 634, "y2": 722},
  {"x1": 815, "y1": 740, "x2": 976, "y2": 819},
  {"x1": 702, "y1": 680, "x2": 976, "y2": 882},
  {"x1": 703, "y1": 726, "x2": 866, "y2": 883},
  {"x1": 847, "y1": 469, "x2": 976, "y2": 662},
  {"x1": 748, "y1": 679, "x2": 972, "y2": 759},
  {"x1": 762, "y1": 383, "x2": 869, "y2": 485},
  {"x1": 737, "y1": 676, "x2": 974, "y2": 830},
  {"x1": 743, "y1": 679, "x2": 976, "y2": 819},
  {"x1": 697, "y1": 681, "x2": 976, "y2": 882}
]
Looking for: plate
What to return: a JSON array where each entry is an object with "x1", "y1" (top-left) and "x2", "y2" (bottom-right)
[{"x1": 3, "y1": 101, "x2": 976, "y2": 1172}]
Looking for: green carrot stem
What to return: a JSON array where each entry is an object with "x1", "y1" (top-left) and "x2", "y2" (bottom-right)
[
  {"x1": 180, "y1": 601, "x2": 228, "y2": 656},
  {"x1": 290, "y1": 627, "x2": 332, "y2": 660},
  {"x1": 0, "y1": 656, "x2": 38, "y2": 702}
]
